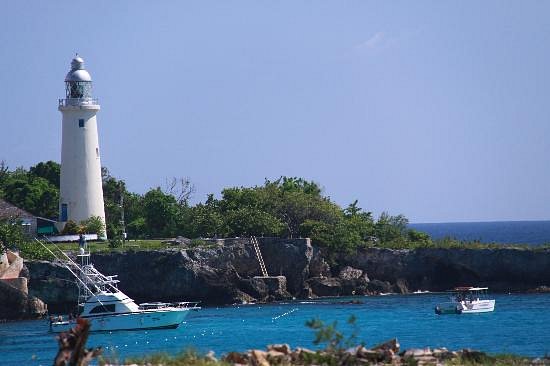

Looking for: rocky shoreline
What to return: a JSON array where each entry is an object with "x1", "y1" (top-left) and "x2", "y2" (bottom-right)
[{"x1": 22, "y1": 238, "x2": 550, "y2": 314}]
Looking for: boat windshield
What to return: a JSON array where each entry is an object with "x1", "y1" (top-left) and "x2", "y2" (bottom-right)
[{"x1": 450, "y1": 287, "x2": 488, "y2": 302}]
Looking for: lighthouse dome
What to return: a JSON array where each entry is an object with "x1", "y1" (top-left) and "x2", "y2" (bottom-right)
[{"x1": 65, "y1": 56, "x2": 92, "y2": 82}]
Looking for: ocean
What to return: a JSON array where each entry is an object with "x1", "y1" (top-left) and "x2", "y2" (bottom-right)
[
  {"x1": 410, "y1": 221, "x2": 550, "y2": 245},
  {"x1": 1, "y1": 293, "x2": 549, "y2": 365}
]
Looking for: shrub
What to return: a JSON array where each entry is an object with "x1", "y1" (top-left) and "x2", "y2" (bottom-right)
[
  {"x1": 108, "y1": 237, "x2": 123, "y2": 249},
  {"x1": 61, "y1": 220, "x2": 79, "y2": 235}
]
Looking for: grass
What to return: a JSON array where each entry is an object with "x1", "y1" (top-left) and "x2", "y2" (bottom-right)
[
  {"x1": 19, "y1": 238, "x2": 222, "y2": 260},
  {"x1": 446, "y1": 353, "x2": 533, "y2": 365},
  {"x1": 100, "y1": 349, "x2": 225, "y2": 366},
  {"x1": 368, "y1": 237, "x2": 550, "y2": 251},
  {"x1": 52, "y1": 239, "x2": 171, "y2": 253}
]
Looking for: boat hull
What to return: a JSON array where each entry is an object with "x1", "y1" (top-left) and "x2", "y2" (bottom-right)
[
  {"x1": 435, "y1": 299, "x2": 495, "y2": 315},
  {"x1": 51, "y1": 308, "x2": 191, "y2": 332},
  {"x1": 459, "y1": 299, "x2": 495, "y2": 314}
]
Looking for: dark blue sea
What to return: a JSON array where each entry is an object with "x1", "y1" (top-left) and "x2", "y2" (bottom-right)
[
  {"x1": 1, "y1": 294, "x2": 550, "y2": 365},
  {"x1": 410, "y1": 221, "x2": 550, "y2": 245}
]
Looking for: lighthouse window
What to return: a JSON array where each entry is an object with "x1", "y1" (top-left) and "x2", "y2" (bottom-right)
[{"x1": 79, "y1": 119, "x2": 85, "y2": 128}]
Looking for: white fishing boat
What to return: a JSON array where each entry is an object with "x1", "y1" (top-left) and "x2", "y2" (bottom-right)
[
  {"x1": 40, "y1": 239, "x2": 200, "y2": 332},
  {"x1": 435, "y1": 287, "x2": 495, "y2": 315}
]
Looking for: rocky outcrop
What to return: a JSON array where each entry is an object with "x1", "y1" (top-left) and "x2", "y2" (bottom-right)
[{"x1": 0, "y1": 250, "x2": 47, "y2": 320}]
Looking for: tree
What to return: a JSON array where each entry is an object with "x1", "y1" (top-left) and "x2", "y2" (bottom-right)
[
  {"x1": 375, "y1": 212, "x2": 409, "y2": 243},
  {"x1": 102, "y1": 174, "x2": 126, "y2": 238},
  {"x1": 163, "y1": 177, "x2": 195, "y2": 206},
  {"x1": 81, "y1": 216, "x2": 106, "y2": 238},
  {"x1": 29, "y1": 161, "x2": 60, "y2": 187},
  {"x1": 2, "y1": 175, "x2": 59, "y2": 219},
  {"x1": 142, "y1": 188, "x2": 180, "y2": 237},
  {"x1": 0, "y1": 160, "x2": 9, "y2": 193},
  {"x1": 186, "y1": 196, "x2": 223, "y2": 238}
]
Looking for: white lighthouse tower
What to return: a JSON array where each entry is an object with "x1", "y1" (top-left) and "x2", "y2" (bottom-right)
[{"x1": 58, "y1": 55, "x2": 106, "y2": 236}]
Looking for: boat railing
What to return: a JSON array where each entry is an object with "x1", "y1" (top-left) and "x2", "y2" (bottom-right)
[
  {"x1": 171, "y1": 301, "x2": 201, "y2": 309},
  {"x1": 138, "y1": 301, "x2": 201, "y2": 310}
]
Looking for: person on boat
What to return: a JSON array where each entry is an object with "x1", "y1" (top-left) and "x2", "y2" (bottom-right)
[{"x1": 79, "y1": 234, "x2": 86, "y2": 249}]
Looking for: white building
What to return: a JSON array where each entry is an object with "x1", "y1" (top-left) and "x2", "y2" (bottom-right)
[{"x1": 58, "y1": 56, "x2": 106, "y2": 237}]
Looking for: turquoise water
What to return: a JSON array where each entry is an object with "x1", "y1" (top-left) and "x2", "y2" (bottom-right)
[
  {"x1": 1, "y1": 293, "x2": 549, "y2": 365},
  {"x1": 410, "y1": 221, "x2": 550, "y2": 245}
]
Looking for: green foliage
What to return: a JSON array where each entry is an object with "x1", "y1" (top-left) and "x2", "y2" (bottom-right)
[
  {"x1": 189, "y1": 238, "x2": 211, "y2": 248},
  {"x1": 29, "y1": 161, "x2": 60, "y2": 187},
  {"x1": 0, "y1": 219, "x2": 27, "y2": 252},
  {"x1": 126, "y1": 217, "x2": 147, "y2": 238},
  {"x1": 15, "y1": 241, "x2": 54, "y2": 260},
  {"x1": 0, "y1": 219, "x2": 53, "y2": 260},
  {"x1": 1, "y1": 175, "x2": 58, "y2": 218},
  {"x1": 143, "y1": 188, "x2": 181, "y2": 237},
  {"x1": 111, "y1": 349, "x2": 222, "y2": 366},
  {"x1": 375, "y1": 212, "x2": 409, "y2": 242},
  {"x1": 306, "y1": 315, "x2": 361, "y2": 352},
  {"x1": 80, "y1": 216, "x2": 106, "y2": 237},
  {"x1": 61, "y1": 220, "x2": 80, "y2": 235},
  {"x1": 108, "y1": 237, "x2": 123, "y2": 249},
  {"x1": 186, "y1": 197, "x2": 223, "y2": 238},
  {"x1": 408, "y1": 229, "x2": 430, "y2": 243}
]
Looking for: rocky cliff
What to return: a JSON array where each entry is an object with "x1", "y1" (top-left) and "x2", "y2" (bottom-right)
[
  {"x1": 0, "y1": 250, "x2": 47, "y2": 320},
  {"x1": 26, "y1": 240, "x2": 550, "y2": 312},
  {"x1": 339, "y1": 247, "x2": 550, "y2": 293}
]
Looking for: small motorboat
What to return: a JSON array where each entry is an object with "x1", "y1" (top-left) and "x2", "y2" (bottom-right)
[{"x1": 435, "y1": 287, "x2": 495, "y2": 315}]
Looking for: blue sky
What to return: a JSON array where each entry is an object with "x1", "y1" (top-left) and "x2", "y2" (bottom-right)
[{"x1": 1, "y1": 1, "x2": 549, "y2": 223}]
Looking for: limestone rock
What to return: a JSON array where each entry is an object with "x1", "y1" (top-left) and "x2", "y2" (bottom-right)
[
  {"x1": 372, "y1": 337, "x2": 400, "y2": 353},
  {"x1": 367, "y1": 279, "x2": 394, "y2": 294},
  {"x1": 224, "y1": 351, "x2": 249, "y2": 364},
  {"x1": 338, "y1": 266, "x2": 364, "y2": 281},
  {"x1": 0, "y1": 279, "x2": 47, "y2": 320},
  {"x1": 309, "y1": 249, "x2": 331, "y2": 278},
  {"x1": 267, "y1": 344, "x2": 291, "y2": 355},
  {"x1": 251, "y1": 350, "x2": 269, "y2": 366}
]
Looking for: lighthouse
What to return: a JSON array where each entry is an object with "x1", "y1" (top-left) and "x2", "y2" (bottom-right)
[{"x1": 58, "y1": 55, "x2": 106, "y2": 237}]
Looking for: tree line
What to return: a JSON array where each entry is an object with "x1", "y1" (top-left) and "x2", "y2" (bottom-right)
[{"x1": 0, "y1": 160, "x2": 430, "y2": 252}]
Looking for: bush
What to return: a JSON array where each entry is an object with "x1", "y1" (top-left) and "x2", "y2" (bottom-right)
[
  {"x1": 108, "y1": 237, "x2": 123, "y2": 249},
  {"x1": 61, "y1": 220, "x2": 79, "y2": 235},
  {"x1": 81, "y1": 216, "x2": 106, "y2": 238},
  {"x1": 15, "y1": 241, "x2": 54, "y2": 260},
  {"x1": 189, "y1": 238, "x2": 208, "y2": 248}
]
